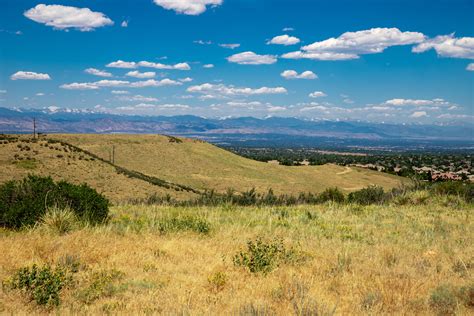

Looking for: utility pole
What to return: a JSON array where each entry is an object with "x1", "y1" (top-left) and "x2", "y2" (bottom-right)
[{"x1": 33, "y1": 117, "x2": 36, "y2": 139}]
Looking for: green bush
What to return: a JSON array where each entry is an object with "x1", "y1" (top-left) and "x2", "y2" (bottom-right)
[
  {"x1": 431, "y1": 182, "x2": 473, "y2": 203},
  {"x1": 158, "y1": 215, "x2": 211, "y2": 234},
  {"x1": 429, "y1": 284, "x2": 457, "y2": 315},
  {"x1": 348, "y1": 186, "x2": 385, "y2": 205},
  {"x1": 318, "y1": 187, "x2": 345, "y2": 203},
  {"x1": 233, "y1": 237, "x2": 295, "y2": 274},
  {"x1": 0, "y1": 175, "x2": 109, "y2": 229},
  {"x1": 5, "y1": 264, "x2": 72, "y2": 306}
]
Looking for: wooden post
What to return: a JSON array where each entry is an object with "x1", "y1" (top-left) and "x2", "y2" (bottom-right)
[
  {"x1": 33, "y1": 118, "x2": 36, "y2": 139},
  {"x1": 112, "y1": 145, "x2": 115, "y2": 164}
]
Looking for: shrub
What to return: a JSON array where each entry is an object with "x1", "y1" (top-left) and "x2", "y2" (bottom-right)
[
  {"x1": 78, "y1": 269, "x2": 124, "y2": 304},
  {"x1": 348, "y1": 186, "x2": 385, "y2": 205},
  {"x1": 429, "y1": 285, "x2": 457, "y2": 315},
  {"x1": 0, "y1": 175, "x2": 109, "y2": 229},
  {"x1": 5, "y1": 264, "x2": 72, "y2": 306},
  {"x1": 318, "y1": 187, "x2": 345, "y2": 203},
  {"x1": 158, "y1": 215, "x2": 211, "y2": 234},
  {"x1": 207, "y1": 271, "x2": 227, "y2": 293},
  {"x1": 431, "y1": 182, "x2": 473, "y2": 203},
  {"x1": 233, "y1": 237, "x2": 296, "y2": 274}
]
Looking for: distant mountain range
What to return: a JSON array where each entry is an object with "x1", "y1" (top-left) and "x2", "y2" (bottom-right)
[{"x1": 1, "y1": 107, "x2": 472, "y2": 150}]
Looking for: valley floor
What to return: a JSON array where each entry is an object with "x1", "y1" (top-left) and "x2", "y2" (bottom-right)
[{"x1": 0, "y1": 199, "x2": 472, "y2": 314}]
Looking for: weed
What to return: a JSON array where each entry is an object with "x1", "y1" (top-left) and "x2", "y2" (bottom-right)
[
  {"x1": 207, "y1": 271, "x2": 227, "y2": 293},
  {"x1": 40, "y1": 206, "x2": 79, "y2": 234},
  {"x1": 158, "y1": 215, "x2": 211, "y2": 234},
  {"x1": 429, "y1": 284, "x2": 457, "y2": 315},
  {"x1": 5, "y1": 264, "x2": 72, "y2": 306},
  {"x1": 77, "y1": 269, "x2": 125, "y2": 304}
]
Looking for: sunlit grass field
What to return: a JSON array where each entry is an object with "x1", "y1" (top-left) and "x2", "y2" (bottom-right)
[{"x1": 1, "y1": 195, "x2": 472, "y2": 314}]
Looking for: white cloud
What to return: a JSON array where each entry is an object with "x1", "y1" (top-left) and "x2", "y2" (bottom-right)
[
  {"x1": 385, "y1": 98, "x2": 435, "y2": 106},
  {"x1": 194, "y1": 40, "x2": 212, "y2": 45},
  {"x1": 11, "y1": 71, "x2": 51, "y2": 80},
  {"x1": 187, "y1": 83, "x2": 287, "y2": 98},
  {"x1": 153, "y1": 0, "x2": 222, "y2": 15},
  {"x1": 283, "y1": 28, "x2": 425, "y2": 60},
  {"x1": 203, "y1": 64, "x2": 214, "y2": 68},
  {"x1": 138, "y1": 61, "x2": 191, "y2": 70},
  {"x1": 128, "y1": 79, "x2": 182, "y2": 88},
  {"x1": 410, "y1": 111, "x2": 428, "y2": 118},
  {"x1": 467, "y1": 63, "x2": 474, "y2": 71},
  {"x1": 227, "y1": 51, "x2": 277, "y2": 65},
  {"x1": 282, "y1": 27, "x2": 294, "y2": 32},
  {"x1": 119, "y1": 95, "x2": 158, "y2": 102},
  {"x1": 268, "y1": 34, "x2": 300, "y2": 46},
  {"x1": 106, "y1": 60, "x2": 137, "y2": 69},
  {"x1": 111, "y1": 90, "x2": 130, "y2": 94},
  {"x1": 413, "y1": 34, "x2": 474, "y2": 59},
  {"x1": 281, "y1": 70, "x2": 317, "y2": 80},
  {"x1": 219, "y1": 43, "x2": 240, "y2": 49},
  {"x1": 85, "y1": 68, "x2": 112, "y2": 77},
  {"x1": 179, "y1": 77, "x2": 193, "y2": 82},
  {"x1": 24, "y1": 4, "x2": 113, "y2": 31},
  {"x1": 267, "y1": 105, "x2": 286, "y2": 112},
  {"x1": 60, "y1": 79, "x2": 181, "y2": 90},
  {"x1": 0, "y1": 90, "x2": 6, "y2": 93},
  {"x1": 437, "y1": 113, "x2": 473, "y2": 120},
  {"x1": 309, "y1": 91, "x2": 327, "y2": 98},
  {"x1": 121, "y1": 20, "x2": 128, "y2": 28},
  {"x1": 126, "y1": 71, "x2": 156, "y2": 79},
  {"x1": 60, "y1": 82, "x2": 99, "y2": 90}
]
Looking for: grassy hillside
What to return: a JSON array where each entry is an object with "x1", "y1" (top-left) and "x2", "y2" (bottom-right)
[
  {"x1": 1, "y1": 198, "x2": 472, "y2": 314},
  {"x1": 0, "y1": 136, "x2": 198, "y2": 202},
  {"x1": 56, "y1": 134, "x2": 406, "y2": 195}
]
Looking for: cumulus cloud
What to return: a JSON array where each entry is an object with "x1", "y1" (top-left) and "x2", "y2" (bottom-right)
[
  {"x1": 281, "y1": 70, "x2": 317, "y2": 80},
  {"x1": 283, "y1": 28, "x2": 425, "y2": 60},
  {"x1": 60, "y1": 79, "x2": 181, "y2": 90},
  {"x1": 153, "y1": 0, "x2": 222, "y2": 15},
  {"x1": 410, "y1": 111, "x2": 428, "y2": 118},
  {"x1": 267, "y1": 34, "x2": 300, "y2": 46},
  {"x1": 385, "y1": 98, "x2": 434, "y2": 106},
  {"x1": 413, "y1": 34, "x2": 474, "y2": 59},
  {"x1": 106, "y1": 60, "x2": 137, "y2": 69},
  {"x1": 60, "y1": 82, "x2": 99, "y2": 90},
  {"x1": 219, "y1": 43, "x2": 240, "y2": 49},
  {"x1": 11, "y1": 71, "x2": 51, "y2": 80},
  {"x1": 118, "y1": 95, "x2": 158, "y2": 102},
  {"x1": 179, "y1": 77, "x2": 193, "y2": 82},
  {"x1": 187, "y1": 83, "x2": 287, "y2": 98},
  {"x1": 126, "y1": 71, "x2": 156, "y2": 79},
  {"x1": 467, "y1": 63, "x2": 474, "y2": 71},
  {"x1": 309, "y1": 91, "x2": 327, "y2": 98},
  {"x1": 85, "y1": 68, "x2": 112, "y2": 77},
  {"x1": 138, "y1": 61, "x2": 191, "y2": 70},
  {"x1": 121, "y1": 20, "x2": 128, "y2": 28},
  {"x1": 24, "y1": 4, "x2": 113, "y2": 31},
  {"x1": 227, "y1": 51, "x2": 277, "y2": 65}
]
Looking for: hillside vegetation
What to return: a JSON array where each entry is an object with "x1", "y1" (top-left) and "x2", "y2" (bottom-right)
[
  {"x1": 0, "y1": 136, "x2": 198, "y2": 202},
  {"x1": 55, "y1": 134, "x2": 406, "y2": 195},
  {"x1": 1, "y1": 198, "x2": 472, "y2": 314}
]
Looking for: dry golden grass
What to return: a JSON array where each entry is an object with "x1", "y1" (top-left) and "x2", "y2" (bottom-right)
[
  {"x1": 0, "y1": 137, "x2": 197, "y2": 203},
  {"x1": 56, "y1": 134, "x2": 407, "y2": 195},
  {"x1": 1, "y1": 199, "x2": 472, "y2": 314}
]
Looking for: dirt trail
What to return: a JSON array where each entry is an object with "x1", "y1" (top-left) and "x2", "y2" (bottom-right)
[{"x1": 336, "y1": 166, "x2": 353, "y2": 175}]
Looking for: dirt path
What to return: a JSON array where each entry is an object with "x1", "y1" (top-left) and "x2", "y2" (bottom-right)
[{"x1": 336, "y1": 166, "x2": 353, "y2": 175}]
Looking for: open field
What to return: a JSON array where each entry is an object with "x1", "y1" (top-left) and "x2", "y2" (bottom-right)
[
  {"x1": 0, "y1": 197, "x2": 472, "y2": 314},
  {"x1": 55, "y1": 134, "x2": 407, "y2": 195}
]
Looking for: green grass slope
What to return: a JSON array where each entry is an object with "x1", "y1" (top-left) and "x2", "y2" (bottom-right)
[{"x1": 57, "y1": 134, "x2": 407, "y2": 195}]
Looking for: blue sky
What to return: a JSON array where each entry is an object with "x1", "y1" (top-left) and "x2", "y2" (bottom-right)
[{"x1": 0, "y1": 0, "x2": 473, "y2": 123}]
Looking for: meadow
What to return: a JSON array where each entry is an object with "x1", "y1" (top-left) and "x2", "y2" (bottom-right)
[{"x1": 1, "y1": 194, "x2": 472, "y2": 315}]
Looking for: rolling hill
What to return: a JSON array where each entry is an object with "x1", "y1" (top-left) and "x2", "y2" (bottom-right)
[{"x1": 53, "y1": 134, "x2": 407, "y2": 196}]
